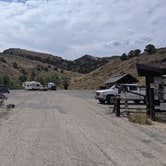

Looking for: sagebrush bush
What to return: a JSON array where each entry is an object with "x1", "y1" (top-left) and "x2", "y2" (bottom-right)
[{"x1": 128, "y1": 113, "x2": 152, "y2": 125}]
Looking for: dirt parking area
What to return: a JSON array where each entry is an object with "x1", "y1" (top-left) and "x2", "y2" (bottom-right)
[{"x1": 0, "y1": 90, "x2": 166, "y2": 166}]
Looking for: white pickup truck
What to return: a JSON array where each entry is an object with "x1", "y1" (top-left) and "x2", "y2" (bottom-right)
[{"x1": 95, "y1": 84, "x2": 145, "y2": 104}]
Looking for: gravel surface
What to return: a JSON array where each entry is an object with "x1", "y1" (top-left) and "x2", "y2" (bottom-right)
[{"x1": 0, "y1": 90, "x2": 166, "y2": 166}]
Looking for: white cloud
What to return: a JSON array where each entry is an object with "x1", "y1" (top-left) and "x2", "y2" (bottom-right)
[{"x1": 0, "y1": 0, "x2": 166, "y2": 59}]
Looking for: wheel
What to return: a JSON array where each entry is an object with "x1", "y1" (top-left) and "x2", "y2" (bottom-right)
[
  {"x1": 143, "y1": 99, "x2": 146, "y2": 104},
  {"x1": 106, "y1": 95, "x2": 114, "y2": 104},
  {"x1": 99, "y1": 99, "x2": 105, "y2": 104},
  {"x1": 134, "y1": 100, "x2": 140, "y2": 104}
]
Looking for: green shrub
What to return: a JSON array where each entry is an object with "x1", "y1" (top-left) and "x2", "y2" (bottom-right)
[
  {"x1": 44, "y1": 67, "x2": 48, "y2": 71},
  {"x1": 9, "y1": 81, "x2": 22, "y2": 89},
  {"x1": 36, "y1": 65, "x2": 41, "y2": 71},
  {"x1": 12, "y1": 62, "x2": 18, "y2": 69},
  {"x1": 20, "y1": 68, "x2": 27, "y2": 75},
  {"x1": 128, "y1": 113, "x2": 152, "y2": 125},
  {"x1": 19, "y1": 75, "x2": 28, "y2": 83},
  {"x1": 30, "y1": 71, "x2": 36, "y2": 80},
  {"x1": 120, "y1": 53, "x2": 128, "y2": 61},
  {"x1": 62, "y1": 76, "x2": 70, "y2": 90},
  {"x1": 0, "y1": 74, "x2": 22, "y2": 89},
  {"x1": 134, "y1": 49, "x2": 141, "y2": 56},
  {"x1": 36, "y1": 72, "x2": 61, "y2": 86},
  {"x1": 144, "y1": 44, "x2": 156, "y2": 54},
  {"x1": 0, "y1": 57, "x2": 7, "y2": 63},
  {"x1": 128, "y1": 49, "x2": 141, "y2": 58}
]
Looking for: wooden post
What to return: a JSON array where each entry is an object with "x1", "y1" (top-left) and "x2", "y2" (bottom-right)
[
  {"x1": 113, "y1": 97, "x2": 116, "y2": 113},
  {"x1": 145, "y1": 76, "x2": 150, "y2": 116},
  {"x1": 149, "y1": 88, "x2": 155, "y2": 120},
  {"x1": 116, "y1": 96, "x2": 120, "y2": 117},
  {"x1": 145, "y1": 76, "x2": 155, "y2": 120}
]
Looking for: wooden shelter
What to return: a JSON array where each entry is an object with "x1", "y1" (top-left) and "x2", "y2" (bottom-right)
[
  {"x1": 104, "y1": 73, "x2": 138, "y2": 88},
  {"x1": 137, "y1": 62, "x2": 166, "y2": 120}
]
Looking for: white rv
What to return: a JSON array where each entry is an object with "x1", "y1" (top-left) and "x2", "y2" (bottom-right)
[
  {"x1": 23, "y1": 81, "x2": 41, "y2": 90},
  {"x1": 95, "y1": 84, "x2": 145, "y2": 104}
]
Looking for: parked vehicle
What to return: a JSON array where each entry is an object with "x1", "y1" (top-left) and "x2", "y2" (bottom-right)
[
  {"x1": 0, "y1": 85, "x2": 10, "y2": 93},
  {"x1": 0, "y1": 93, "x2": 7, "y2": 106},
  {"x1": 40, "y1": 85, "x2": 48, "y2": 91},
  {"x1": 95, "y1": 84, "x2": 145, "y2": 104},
  {"x1": 23, "y1": 81, "x2": 41, "y2": 90},
  {"x1": 48, "y1": 82, "x2": 56, "y2": 90}
]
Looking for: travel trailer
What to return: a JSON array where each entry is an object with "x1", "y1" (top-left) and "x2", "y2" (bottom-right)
[{"x1": 23, "y1": 81, "x2": 41, "y2": 90}]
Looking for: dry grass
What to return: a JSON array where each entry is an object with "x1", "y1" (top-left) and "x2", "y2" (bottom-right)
[
  {"x1": 128, "y1": 113, "x2": 152, "y2": 125},
  {"x1": 155, "y1": 112, "x2": 166, "y2": 123},
  {"x1": 71, "y1": 47, "x2": 166, "y2": 89}
]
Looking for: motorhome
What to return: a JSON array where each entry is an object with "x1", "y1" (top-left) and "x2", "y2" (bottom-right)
[
  {"x1": 23, "y1": 81, "x2": 41, "y2": 90},
  {"x1": 95, "y1": 84, "x2": 145, "y2": 104}
]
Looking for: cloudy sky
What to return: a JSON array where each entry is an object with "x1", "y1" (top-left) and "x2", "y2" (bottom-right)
[{"x1": 0, "y1": 0, "x2": 165, "y2": 59}]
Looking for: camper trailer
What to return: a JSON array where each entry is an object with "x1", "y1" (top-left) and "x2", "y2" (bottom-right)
[{"x1": 23, "y1": 81, "x2": 41, "y2": 90}]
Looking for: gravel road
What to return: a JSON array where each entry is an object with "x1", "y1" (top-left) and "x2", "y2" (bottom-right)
[{"x1": 0, "y1": 90, "x2": 166, "y2": 166}]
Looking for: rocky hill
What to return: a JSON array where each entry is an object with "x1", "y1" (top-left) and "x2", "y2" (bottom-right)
[{"x1": 0, "y1": 46, "x2": 166, "y2": 89}]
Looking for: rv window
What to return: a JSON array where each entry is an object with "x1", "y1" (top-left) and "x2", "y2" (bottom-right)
[{"x1": 129, "y1": 86, "x2": 137, "y2": 91}]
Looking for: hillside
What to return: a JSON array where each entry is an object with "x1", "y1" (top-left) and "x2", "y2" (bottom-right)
[
  {"x1": 0, "y1": 48, "x2": 115, "y2": 89},
  {"x1": 70, "y1": 47, "x2": 166, "y2": 89},
  {"x1": 74, "y1": 55, "x2": 118, "y2": 73},
  {"x1": 0, "y1": 51, "x2": 81, "y2": 89},
  {"x1": 3, "y1": 48, "x2": 113, "y2": 74},
  {"x1": 1, "y1": 47, "x2": 166, "y2": 89}
]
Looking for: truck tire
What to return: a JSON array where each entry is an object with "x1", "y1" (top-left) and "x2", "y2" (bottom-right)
[
  {"x1": 99, "y1": 99, "x2": 105, "y2": 104},
  {"x1": 143, "y1": 99, "x2": 146, "y2": 104},
  {"x1": 134, "y1": 100, "x2": 140, "y2": 104},
  {"x1": 106, "y1": 95, "x2": 114, "y2": 104}
]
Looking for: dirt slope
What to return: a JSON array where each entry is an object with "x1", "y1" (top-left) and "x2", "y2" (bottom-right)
[
  {"x1": 70, "y1": 48, "x2": 166, "y2": 89},
  {"x1": 0, "y1": 52, "x2": 81, "y2": 87}
]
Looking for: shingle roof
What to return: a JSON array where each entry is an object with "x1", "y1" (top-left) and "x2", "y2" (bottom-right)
[{"x1": 104, "y1": 73, "x2": 138, "y2": 84}]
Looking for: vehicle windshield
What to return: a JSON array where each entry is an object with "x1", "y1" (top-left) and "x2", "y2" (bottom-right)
[{"x1": 110, "y1": 85, "x2": 117, "y2": 90}]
